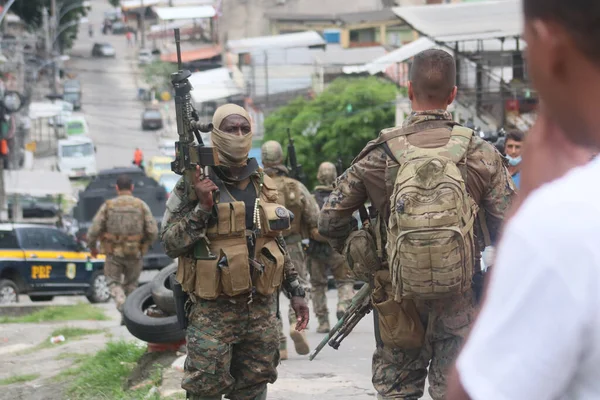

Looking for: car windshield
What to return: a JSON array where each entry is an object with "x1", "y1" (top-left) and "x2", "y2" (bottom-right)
[
  {"x1": 67, "y1": 121, "x2": 84, "y2": 131},
  {"x1": 102, "y1": 44, "x2": 113, "y2": 49},
  {"x1": 63, "y1": 93, "x2": 79, "y2": 102},
  {"x1": 61, "y1": 143, "x2": 93, "y2": 157},
  {"x1": 153, "y1": 162, "x2": 171, "y2": 171},
  {"x1": 144, "y1": 111, "x2": 161, "y2": 119}
]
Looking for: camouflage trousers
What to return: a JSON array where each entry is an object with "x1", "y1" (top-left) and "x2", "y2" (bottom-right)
[
  {"x1": 307, "y1": 251, "x2": 354, "y2": 323},
  {"x1": 372, "y1": 290, "x2": 476, "y2": 400},
  {"x1": 104, "y1": 255, "x2": 142, "y2": 313},
  {"x1": 183, "y1": 293, "x2": 279, "y2": 399}
]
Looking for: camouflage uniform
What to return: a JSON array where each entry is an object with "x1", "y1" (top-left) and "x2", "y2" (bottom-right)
[
  {"x1": 309, "y1": 162, "x2": 354, "y2": 333},
  {"x1": 161, "y1": 170, "x2": 301, "y2": 400},
  {"x1": 261, "y1": 140, "x2": 321, "y2": 356},
  {"x1": 318, "y1": 111, "x2": 515, "y2": 400},
  {"x1": 87, "y1": 192, "x2": 158, "y2": 312}
]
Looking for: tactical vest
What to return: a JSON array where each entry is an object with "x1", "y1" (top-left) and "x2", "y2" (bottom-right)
[
  {"x1": 101, "y1": 195, "x2": 145, "y2": 258},
  {"x1": 313, "y1": 186, "x2": 332, "y2": 210},
  {"x1": 176, "y1": 172, "x2": 293, "y2": 300},
  {"x1": 270, "y1": 175, "x2": 304, "y2": 238}
]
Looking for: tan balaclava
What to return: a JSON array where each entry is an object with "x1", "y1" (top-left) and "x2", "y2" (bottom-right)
[{"x1": 211, "y1": 104, "x2": 253, "y2": 167}]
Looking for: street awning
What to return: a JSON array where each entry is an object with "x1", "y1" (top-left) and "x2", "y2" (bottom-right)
[
  {"x1": 28, "y1": 102, "x2": 63, "y2": 119},
  {"x1": 4, "y1": 170, "x2": 72, "y2": 197},
  {"x1": 161, "y1": 45, "x2": 221, "y2": 63},
  {"x1": 227, "y1": 31, "x2": 326, "y2": 54},
  {"x1": 343, "y1": 37, "x2": 436, "y2": 75},
  {"x1": 121, "y1": 0, "x2": 161, "y2": 11},
  {"x1": 154, "y1": 5, "x2": 215, "y2": 21},
  {"x1": 392, "y1": 0, "x2": 522, "y2": 41},
  {"x1": 188, "y1": 68, "x2": 243, "y2": 104}
]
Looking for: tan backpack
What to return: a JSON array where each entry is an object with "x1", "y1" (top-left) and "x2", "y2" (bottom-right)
[{"x1": 387, "y1": 126, "x2": 478, "y2": 301}]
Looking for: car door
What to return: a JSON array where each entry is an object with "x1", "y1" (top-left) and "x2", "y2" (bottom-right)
[
  {"x1": 40, "y1": 228, "x2": 93, "y2": 287},
  {"x1": 17, "y1": 227, "x2": 63, "y2": 290}
]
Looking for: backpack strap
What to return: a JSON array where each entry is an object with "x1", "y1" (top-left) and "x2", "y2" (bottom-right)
[
  {"x1": 400, "y1": 125, "x2": 473, "y2": 164},
  {"x1": 352, "y1": 120, "x2": 458, "y2": 165}
]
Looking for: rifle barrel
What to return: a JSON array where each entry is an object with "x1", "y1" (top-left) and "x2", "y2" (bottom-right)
[{"x1": 174, "y1": 28, "x2": 182, "y2": 70}]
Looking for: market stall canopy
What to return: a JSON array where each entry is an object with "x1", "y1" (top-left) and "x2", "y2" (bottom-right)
[
  {"x1": 4, "y1": 170, "x2": 72, "y2": 197},
  {"x1": 188, "y1": 67, "x2": 243, "y2": 104},
  {"x1": 154, "y1": 5, "x2": 215, "y2": 20},
  {"x1": 227, "y1": 31, "x2": 326, "y2": 54},
  {"x1": 161, "y1": 45, "x2": 221, "y2": 63},
  {"x1": 391, "y1": 0, "x2": 522, "y2": 42},
  {"x1": 29, "y1": 102, "x2": 63, "y2": 119},
  {"x1": 121, "y1": 0, "x2": 161, "y2": 11}
]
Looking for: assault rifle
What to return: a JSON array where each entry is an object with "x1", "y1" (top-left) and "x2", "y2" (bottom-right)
[
  {"x1": 309, "y1": 282, "x2": 372, "y2": 360},
  {"x1": 170, "y1": 28, "x2": 219, "y2": 261},
  {"x1": 287, "y1": 129, "x2": 306, "y2": 184}
]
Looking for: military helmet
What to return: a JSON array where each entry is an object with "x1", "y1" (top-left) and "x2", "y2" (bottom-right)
[
  {"x1": 317, "y1": 161, "x2": 337, "y2": 186},
  {"x1": 261, "y1": 140, "x2": 284, "y2": 167}
]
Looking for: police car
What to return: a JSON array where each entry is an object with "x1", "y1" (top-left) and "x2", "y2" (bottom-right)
[{"x1": 0, "y1": 224, "x2": 110, "y2": 304}]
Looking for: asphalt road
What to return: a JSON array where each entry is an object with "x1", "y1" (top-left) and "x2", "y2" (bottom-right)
[{"x1": 27, "y1": 1, "x2": 435, "y2": 398}]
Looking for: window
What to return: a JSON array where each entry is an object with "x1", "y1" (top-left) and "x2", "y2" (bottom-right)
[
  {"x1": 153, "y1": 162, "x2": 171, "y2": 172},
  {"x1": 45, "y1": 230, "x2": 78, "y2": 251},
  {"x1": 67, "y1": 122, "x2": 84, "y2": 130},
  {"x1": 144, "y1": 111, "x2": 161, "y2": 119},
  {"x1": 0, "y1": 230, "x2": 18, "y2": 249},
  {"x1": 18, "y1": 228, "x2": 51, "y2": 250},
  {"x1": 61, "y1": 143, "x2": 94, "y2": 157}
]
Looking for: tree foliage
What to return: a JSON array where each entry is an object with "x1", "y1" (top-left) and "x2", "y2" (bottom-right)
[
  {"x1": 108, "y1": 0, "x2": 121, "y2": 7},
  {"x1": 11, "y1": 0, "x2": 88, "y2": 51},
  {"x1": 264, "y1": 76, "x2": 398, "y2": 190},
  {"x1": 142, "y1": 61, "x2": 178, "y2": 89}
]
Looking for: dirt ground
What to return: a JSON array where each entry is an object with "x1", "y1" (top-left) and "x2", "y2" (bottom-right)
[{"x1": 0, "y1": 299, "x2": 143, "y2": 399}]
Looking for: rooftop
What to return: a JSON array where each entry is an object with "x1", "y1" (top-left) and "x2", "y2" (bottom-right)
[{"x1": 266, "y1": 8, "x2": 398, "y2": 25}]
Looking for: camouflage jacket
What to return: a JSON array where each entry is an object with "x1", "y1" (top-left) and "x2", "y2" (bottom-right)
[
  {"x1": 87, "y1": 192, "x2": 158, "y2": 256},
  {"x1": 160, "y1": 172, "x2": 299, "y2": 283},
  {"x1": 313, "y1": 185, "x2": 334, "y2": 210},
  {"x1": 318, "y1": 110, "x2": 516, "y2": 253},
  {"x1": 263, "y1": 165, "x2": 322, "y2": 242}
]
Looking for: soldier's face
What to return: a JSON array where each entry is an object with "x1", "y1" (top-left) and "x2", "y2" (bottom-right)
[{"x1": 219, "y1": 115, "x2": 251, "y2": 136}]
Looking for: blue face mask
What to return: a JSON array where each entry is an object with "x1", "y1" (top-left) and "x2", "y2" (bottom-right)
[{"x1": 506, "y1": 155, "x2": 522, "y2": 166}]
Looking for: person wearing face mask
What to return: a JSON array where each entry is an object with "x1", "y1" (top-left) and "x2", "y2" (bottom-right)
[
  {"x1": 160, "y1": 104, "x2": 309, "y2": 400},
  {"x1": 504, "y1": 130, "x2": 524, "y2": 189}
]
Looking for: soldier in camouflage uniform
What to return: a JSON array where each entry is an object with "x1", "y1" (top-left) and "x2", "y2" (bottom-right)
[
  {"x1": 318, "y1": 49, "x2": 515, "y2": 400},
  {"x1": 161, "y1": 104, "x2": 309, "y2": 400},
  {"x1": 261, "y1": 140, "x2": 325, "y2": 358},
  {"x1": 87, "y1": 174, "x2": 158, "y2": 314},
  {"x1": 308, "y1": 161, "x2": 354, "y2": 333}
]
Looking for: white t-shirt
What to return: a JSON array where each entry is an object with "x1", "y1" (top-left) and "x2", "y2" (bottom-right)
[{"x1": 457, "y1": 156, "x2": 600, "y2": 400}]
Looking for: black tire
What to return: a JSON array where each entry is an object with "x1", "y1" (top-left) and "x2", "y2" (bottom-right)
[
  {"x1": 123, "y1": 283, "x2": 185, "y2": 343},
  {"x1": 86, "y1": 271, "x2": 111, "y2": 303},
  {"x1": 151, "y1": 262, "x2": 177, "y2": 315},
  {"x1": 0, "y1": 279, "x2": 19, "y2": 304},
  {"x1": 29, "y1": 295, "x2": 54, "y2": 302}
]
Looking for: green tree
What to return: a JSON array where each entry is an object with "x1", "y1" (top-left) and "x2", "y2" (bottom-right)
[
  {"x1": 11, "y1": 0, "x2": 89, "y2": 52},
  {"x1": 142, "y1": 61, "x2": 178, "y2": 90},
  {"x1": 264, "y1": 76, "x2": 398, "y2": 190},
  {"x1": 108, "y1": 0, "x2": 121, "y2": 7}
]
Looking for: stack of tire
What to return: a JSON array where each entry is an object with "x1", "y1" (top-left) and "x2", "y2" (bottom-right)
[{"x1": 123, "y1": 262, "x2": 185, "y2": 343}]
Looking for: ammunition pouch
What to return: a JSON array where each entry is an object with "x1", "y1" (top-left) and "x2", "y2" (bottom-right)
[
  {"x1": 259, "y1": 202, "x2": 292, "y2": 237},
  {"x1": 306, "y1": 239, "x2": 332, "y2": 259},
  {"x1": 371, "y1": 270, "x2": 424, "y2": 349},
  {"x1": 177, "y1": 195, "x2": 287, "y2": 300},
  {"x1": 343, "y1": 228, "x2": 381, "y2": 283},
  {"x1": 102, "y1": 233, "x2": 143, "y2": 258}
]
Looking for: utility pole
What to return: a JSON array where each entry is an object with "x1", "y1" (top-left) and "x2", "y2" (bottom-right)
[
  {"x1": 49, "y1": 0, "x2": 60, "y2": 141},
  {"x1": 140, "y1": 0, "x2": 146, "y2": 49}
]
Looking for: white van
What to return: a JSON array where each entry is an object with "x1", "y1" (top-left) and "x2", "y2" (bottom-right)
[
  {"x1": 57, "y1": 136, "x2": 97, "y2": 179},
  {"x1": 48, "y1": 100, "x2": 74, "y2": 127}
]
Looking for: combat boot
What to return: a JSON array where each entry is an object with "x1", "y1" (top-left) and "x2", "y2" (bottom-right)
[
  {"x1": 289, "y1": 326, "x2": 310, "y2": 355},
  {"x1": 316, "y1": 317, "x2": 330, "y2": 333}
]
